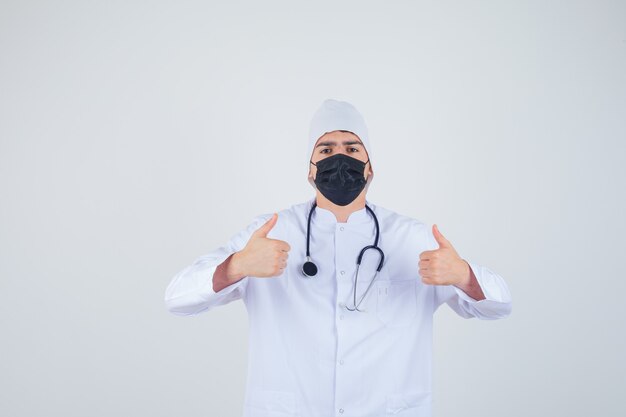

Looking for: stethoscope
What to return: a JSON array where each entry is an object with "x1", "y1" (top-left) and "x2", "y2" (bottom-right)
[{"x1": 301, "y1": 201, "x2": 385, "y2": 312}]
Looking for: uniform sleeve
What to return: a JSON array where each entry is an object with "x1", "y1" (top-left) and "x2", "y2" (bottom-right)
[
  {"x1": 421, "y1": 223, "x2": 513, "y2": 320},
  {"x1": 433, "y1": 261, "x2": 512, "y2": 319},
  {"x1": 164, "y1": 213, "x2": 274, "y2": 316}
]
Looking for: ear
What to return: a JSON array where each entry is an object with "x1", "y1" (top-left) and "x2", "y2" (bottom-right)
[{"x1": 308, "y1": 163, "x2": 316, "y2": 180}]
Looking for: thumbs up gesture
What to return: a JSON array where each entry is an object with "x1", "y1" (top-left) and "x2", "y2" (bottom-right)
[
  {"x1": 233, "y1": 213, "x2": 292, "y2": 278},
  {"x1": 418, "y1": 224, "x2": 471, "y2": 287}
]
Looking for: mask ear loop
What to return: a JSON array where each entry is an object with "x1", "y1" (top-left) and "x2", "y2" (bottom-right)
[
  {"x1": 358, "y1": 158, "x2": 371, "y2": 180},
  {"x1": 309, "y1": 160, "x2": 317, "y2": 181}
]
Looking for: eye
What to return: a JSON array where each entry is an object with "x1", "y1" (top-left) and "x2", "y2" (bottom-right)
[
  {"x1": 320, "y1": 148, "x2": 331, "y2": 154},
  {"x1": 348, "y1": 147, "x2": 359, "y2": 152}
]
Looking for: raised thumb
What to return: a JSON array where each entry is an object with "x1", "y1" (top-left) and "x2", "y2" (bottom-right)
[
  {"x1": 252, "y1": 213, "x2": 277, "y2": 238},
  {"x1": 433, "y1": 224, "x2": 451, "y2": 248}
]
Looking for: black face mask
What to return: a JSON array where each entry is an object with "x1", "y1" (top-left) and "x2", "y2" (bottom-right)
[{"x1": 310, "y1": 153, "x2": 370, "y2": 206}]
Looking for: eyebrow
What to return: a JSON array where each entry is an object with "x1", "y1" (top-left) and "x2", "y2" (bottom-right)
[{"x1": 315, "y1": 140, "x2": 363, "y2": 148}]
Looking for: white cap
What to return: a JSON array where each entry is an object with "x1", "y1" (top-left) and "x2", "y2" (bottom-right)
[{"x1": 306, "y1": 98, "x2": 374, "y2": 190}]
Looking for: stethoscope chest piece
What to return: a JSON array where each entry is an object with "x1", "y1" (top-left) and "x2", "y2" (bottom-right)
[{"x1": 301, "y1": 256, "x2": 318, "y2": 277}]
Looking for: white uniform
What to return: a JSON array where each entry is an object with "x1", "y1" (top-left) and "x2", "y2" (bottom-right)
[{"x1": 164, "y1": 197, "x2": 512, "y2": 417}]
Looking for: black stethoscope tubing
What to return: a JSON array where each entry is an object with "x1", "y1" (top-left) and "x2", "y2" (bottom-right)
[{"x1": 301, "y1": 201, "x2": 385, "y2": 311}]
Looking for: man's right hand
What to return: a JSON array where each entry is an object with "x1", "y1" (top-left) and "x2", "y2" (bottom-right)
[{"x1": 232, "y1": 213, "x2": 291, "y2": 278}]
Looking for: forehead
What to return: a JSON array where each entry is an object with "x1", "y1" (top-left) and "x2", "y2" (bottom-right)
[{"x1": 315, "y1": 130, "x2": 363, "y2": 146}]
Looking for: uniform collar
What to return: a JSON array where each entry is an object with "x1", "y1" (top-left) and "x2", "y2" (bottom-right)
[{"x1": 308, "y1": 197, "x2": 372, "y2": 225}]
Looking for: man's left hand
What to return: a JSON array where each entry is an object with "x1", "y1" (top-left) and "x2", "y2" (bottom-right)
[{"x1": 418, "y1": 224, "x2": 471, "y2": 287}]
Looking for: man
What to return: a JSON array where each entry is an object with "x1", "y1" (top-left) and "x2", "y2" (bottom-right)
[{"x1": 164, "y1": 98, "x2": 512, "y2": 417}]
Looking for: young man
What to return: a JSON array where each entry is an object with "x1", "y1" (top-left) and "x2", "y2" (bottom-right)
[{"x1": 165, "y1": 98, "x2": 512, "y2": 417}]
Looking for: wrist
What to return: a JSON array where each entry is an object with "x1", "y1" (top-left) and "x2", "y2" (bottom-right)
[
  {"x1": 226, "y1": 251, "x2": 247, "y2": 282},
  {"x1": 455, "y1": 259, "x2": 472, "y2": 289}
]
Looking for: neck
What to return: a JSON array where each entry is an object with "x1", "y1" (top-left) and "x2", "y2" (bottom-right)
[{"x1": 315, "y1": 190, "x2": 367, "y2": 223}]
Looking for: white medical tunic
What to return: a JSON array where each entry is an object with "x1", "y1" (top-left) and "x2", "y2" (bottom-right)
[{"x1": 164, "y1": 197, "x2": 512, "y2": 417}]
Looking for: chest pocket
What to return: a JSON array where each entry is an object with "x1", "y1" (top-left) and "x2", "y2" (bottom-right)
[{"x1": 375, "y1": 277, "x2": 418, "y2": 327}]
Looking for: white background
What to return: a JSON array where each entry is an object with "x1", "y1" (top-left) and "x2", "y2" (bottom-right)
[{"x1": 1, "y1": 1, "x2": 625, "y2": 416}]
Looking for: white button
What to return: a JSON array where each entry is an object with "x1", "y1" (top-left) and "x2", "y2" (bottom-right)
[
  {"x1": 339, "y1": 409, "x2": 344, "y2": 414},
  {"x1": 339, "y1": 302, "x2": 345, "y2": 308},
  {"x1": 339, "y1": 359, "x2": 344, "y2": 365},
  {"x1": 340, "y1": 270, "x2": 345, "y2": 275},
  {"x1": 340, "y1": 226, "x2": 344, "y2": 231},
  {"x1": 339, "y1": 314, "x2": 344, "y2": 320}
]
